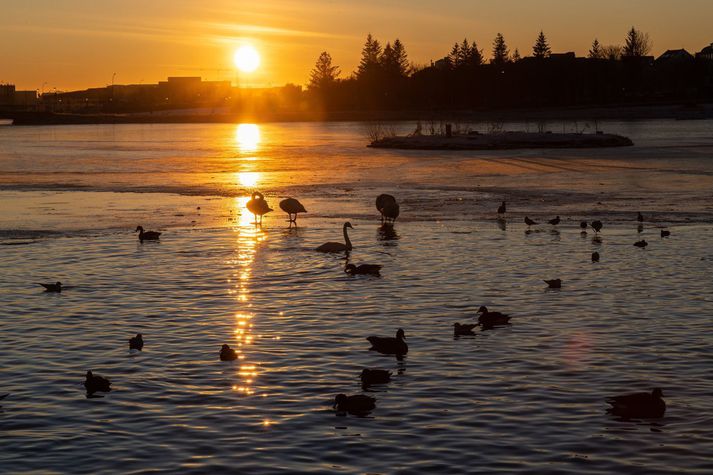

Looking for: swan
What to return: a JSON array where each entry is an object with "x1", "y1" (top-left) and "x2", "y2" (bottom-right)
[
  {"x1": 316, "y1": 222, "x2": 353, "y2": 253},
  {"x1": 246, "y1": 192, "x2": 273, "y2": 225},
  {"x1": 606, "y1": 388, "x2": 665, "y2": 419},
  {"x1": 376, "y1": 194, "x2": 399, "y2": 223},
  {"x1": 84, "y1": 371, "x2": 111, "y2": 395},
  {"x1": 135, "y1": 226, "x2": 161, "y2": 242},
  {"x1": 279, "y1": 197, "x2": 307, "y2": 225},
  {"x1": 333, "y1": 393, "x2": 376, "y2": 415},
  {"x1": 367, "y1": 328, "x2": 408, "y2": 355}
]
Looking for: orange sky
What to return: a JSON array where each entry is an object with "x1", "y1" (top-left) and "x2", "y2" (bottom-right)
[{"x1": 1, "y1": 0, "x2": 712, "y2": 91}]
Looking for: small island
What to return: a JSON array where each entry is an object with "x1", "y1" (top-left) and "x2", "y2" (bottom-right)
[{"x1": 368, "y1": 130, "x2": 633, "y2": 150}]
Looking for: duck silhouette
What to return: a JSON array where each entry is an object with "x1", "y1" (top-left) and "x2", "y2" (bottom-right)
[
  {"x1": 129, "y1": 334, "x2": 144, "y2": 351},
  {"x1": 316, "y1": 222, "x2": 353, "y2": 253},
  {"x1": 592, "y1": 251, "x2": 600, "y2": 262},
  {"x1": 376, "y1": 194, "x2": 399, "y2": 223},
  {"x1": 497, "y1": 201, "x2": 506, "y2": 215},
  {"x1": 360, "y1": 369, "x2": 392, "y2": 387},
  {"x1": 84, "y1": 371, "x2": 111, "y2": 396},
  {"x1": 548, "y1": 216, "x2": 561, "y2": 226},
  {"x1": 333, "y1": 393, "x2": 376, "y2": 415},
  {"x1": 661, "y1": 230, "x2": 671, "y2": 238},
  {"x1": 580, "y1": 221, "x2": 588, "y2": 231},
  {"x1": 246, "y1": 192, "x2": 272, "y2": 225},
  {"x1": 37, "y1": 281, "x2": 62, "y2": 292},
  {"x1": 279, "y1": 197, "x2": 307, "y2": 225},
  {"x1": 367, "y1": 328, "x2": 408, "y2": 355},
  {"x1": 345, "y1": 263, "x2": 382, "y2": 276},
  {"x1": 219, "y1": 344, "x2": 238, "y2": 361},
  {"x1": 476, "y1": 306, "x2": 511, "y2": 327},
  {"x1": 634, "y1": 240, "x2": 648, "y2": 248},
  {"x1": 606, "y1": 388, "x2": 665, "y2": 419},
  {"x1": 135, "y1": 226, "x2": 161, "y2": 242},
  {"x1": 453, "y1": 322, "x2": 477, "y2": 336},
  {"x1": 524, "y1": 216, "x2": 538, "y2": 227},
  {"x1": 591, "y1": 220, "x2": 603, "y2": 233},
  {"x1": 544, "y1": 278, "x2": 562, "y2": 289}
]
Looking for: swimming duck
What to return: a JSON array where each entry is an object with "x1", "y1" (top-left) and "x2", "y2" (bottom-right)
[
  {"x1": 84, "y1": 371, "x2": 111, "y2": 395},
  {"x1": 279, "y1": 198, "x2": 307, "y2": 225},
  {"x1": 637, "y1": 212, "x2": 644, "y2": 222},
  {"x1": 497, "y1": 201, "x2": 506, "y2": 215},
  {"x1": 548, "y1": 216, "x2": 561, "y2": 226},
  {"x1": 333, "y1": 393, "x2": 376, "y2": 415},
  {"x1": 219, "y1": 344, "x2": 238, "y2": 361},
  {"x1": 592, "y1": 251, "x2": 600, "y2": 262},
  {"x1": 367, "y1": 328, "x2": 408, "y2": 355},
  {"x1": 37, "y1": 281, "x2": 62, "y2": 292},
  {"x1": 360, "y1": 369, "x2": 392, "y2": 387},
  {"x1": 606, "y1": 388, "x2": 666, "y2": 419},
  {"x1": 476, "y1": 306, "x2": 511, "y2": 327},
  {"x1": 246, "y1": 191, "x2": 273, "y2": 225},
  {"x1": 544, "y1": 278, "x2": 562, "y2": 289},
  {"x1": 661, "y1": 230, "x2": 671, "y2": 238},
  {"x1": 376, "y1": 194, "x2": 400, "y2": 223},
  {"x1": 634, "y1": 240, "x2": 648, "y2": 248},
  {"x1": 345, "y1": 263, "x2": 382, "y2": 276},
  {"x1": 453, "y1": 322, "x2": 477, "y2": 336},
  {"x1": 316, "y1": 222, "x2": 353, "y2": 253},
  {"x1": 524, "y1": 216, "x2": 538, "y2": 227},
  {"x1": 129, "y1": 334, "x2": 144, "y2": 351},
  {"x1": 591, "y1": 220, "x2": 603, "y2": 233},
  {"x1": 580, "y1": 221, "x2": 588, "y2": 231},
  {"x1": 135, "y1": 226, "x2": 161, "y2": 242}
]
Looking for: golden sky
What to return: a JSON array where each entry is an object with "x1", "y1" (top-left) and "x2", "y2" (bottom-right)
[{"x1": 2, "y1": 0, "x2": 712, "y2": 91}]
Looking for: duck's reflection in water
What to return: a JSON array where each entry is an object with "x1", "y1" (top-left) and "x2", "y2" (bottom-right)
[
  {"x1": 377, "y1": 224, "x2": 399, "y2": 242},
  {"x1": 496, "y1": 218, "x2": 507, "y2": 231}
]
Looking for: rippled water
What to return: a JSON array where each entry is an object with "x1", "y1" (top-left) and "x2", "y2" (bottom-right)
[{"x1": 1, "y1": 121, "x2": 713, "y2": 473}]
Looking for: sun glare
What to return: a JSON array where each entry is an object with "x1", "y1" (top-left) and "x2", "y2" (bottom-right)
[
  {"x1": 238, "y1": 171, "x2": 260, "y2": 188},
  {"x1": 236, "y1": 123, "x2": 260, "y2": 152},
  {"x1": 234, "y1": 46, "x2": 260, "y2": 73}
]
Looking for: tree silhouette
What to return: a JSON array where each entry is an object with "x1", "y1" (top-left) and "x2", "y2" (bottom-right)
[
  {"x1": 309, "y1": 52, "x2": 340, "y2": 90},
  {"x1": 623, "y1": 27, "x2": 652, "y2": 57},
  {"x1": 491, "y1": 33, "x2": 509, "y2": 64},
  {"x1": 512, "y1": 48, "x2": 521, "y2": 62},
  {"x1": 465, "y1": 40, "x2": 483, "y2": 66},
  {"x1": 602, "y1": 44, "x2": 623, "y2": 61},
  {"x1": 357, "y1": 34, "x2": 383, "y2": 78},
  {"x1": 532, "y1": 31, "x2": 551, "y2": 58},
  {"x1": 392, "y1": 39, "x2": 410, "y2": 76},
  {"x1": 588, "y1": 39, "x2": 603, "y2": 59},
  {"x1": 448, "y1": 42, "x2": 461, "y2": 68}
]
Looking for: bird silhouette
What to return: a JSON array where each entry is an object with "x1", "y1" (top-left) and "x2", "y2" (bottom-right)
[
  {"x1": 606, "y1": 388, "x2": 665, "y2": 419},
  {"x1": 544, "y1": 278, "x2": 562, "y2": 289},
  {"x1": 376, "y1": 194, "x2": 400, "y2": 223},
  {"x1": 84, "y1": 371, "x2": 111, "y2": 396},
  {"x1": 637, "y1": 212, "x2": 644, "y2": 222},
  {"x1": 246, "y1": 192, "x2": 272, "y2": 225},
  {"x1": 454, "y1": 322, "x2": 477, "y2": 336},
  {"x1": 367, "y1": 328, "x2": 408, "y2": 355},
  {"x1": 661, "y1": 230, "x2": 671, "y2": 238},
  {"x1": 333, "y1": 393, "x2": 376, "y2": 415},
  {"x1": 580, "y1": 221, "x2": 588, "y2": 232},
  {"x1": 316, "y1": 222, "x2": 353, "y2": 253},
  {"x1": 219, "y1": 344, "x2": 238, "y2": 361},
  {"x1": 524, "y1": 216, "x2": 538, "y2": 227},
  {"x1": 476, "y1": 306, "x2": 511, "y2": 327},
  {"x1": 345, "y1": 263, "x2": 382, "y2": 276},
  {"x1": 591, "y1": 220, "x2": 603, "y2": 233},
  {"x1": 592, "y1": 251, "x2": 600, "y2": 262},
  {"x1": 497, "y1": 201, "x2": 506, "y2": 215},
  {"x1": 37, "y1": 281, "x2": 62, "y2": 292},
  {"x1": 279, "y1": 198, "x2": 307, "y2": 225},
  {"x1": 135, "y1": 226, "x2": 161, "y2": 242},
  {"x1": 548, "y1": 216, "x2": 561, "y2": 226},
  {"x1": 129, "y1": 334, "x2": 144, "y2": 351},
  {"x1": 360, "y1": 369, "x2": 392, "y2": 387},
  {"x1": 634, "y1": 240, "x2": 648, "y2": 248}
]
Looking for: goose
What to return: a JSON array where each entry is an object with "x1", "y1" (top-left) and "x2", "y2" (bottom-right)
[
  {"x1": 376, "y1": 194, "x2": 399, "y2": 223},
  {"x1": 360, "y1": 369, "x2": 392, "y2": 387},
  {"x1": 606, "y1": 388, "x2": 665, "y2": 419},
  {"x1": 548, "y1": 216, "x2": 561, "y2": 226},
  {"x1": 316, "y1": 222, "x2": 353, "y2": 253},
  {"x1": 592, "y1": 251, "x2": 600, "y2": 262},
  {"x1": 453, "y1": 322, "x2": 477, "y2": 336},
  {"x1": 84, "y1": 371, "x2": 111, "y2": 395},
  {"x1": 476, "y1": 306, "x2": 511, "y2": 327},
  {"x1": 129, "y1": 334, "x2": 144, "y2": 351},
  {"x1": 524, "y1": 216, "x2": 538, "y2": 227},
  {"x1": 279, "y1": 198, "x2": 307, "y2": 225},
  {"x1": 544, "y1": 278, "x2": 562, "y2": 289},
  {"x1": 246, "y1": 192, "x2": 272, "y2": 225},
  {"x1": 497, "y1": 201, "x2": 506, "y2": 215},
  {"x1": 367, "y1": 328, "x2": 408, "y2": 355},
  {"x1": 333, "y1": 393, "x2": 376, "y2": 415},
  {"x1": 37, "y1": 281, "x2": 62, "y2": 292},
  {"x1": 634, "y1": 240, "x2": 648, "y2": 248},
  {"x1": 219, "y1": 344, "x2": 238, "y2": 361},
  {"x1": 637, "y1": 212, "x2": 644, "y2": 222},
  {"x1": 661, "y1": 230, "x2": 671, "y2": 238},
  {"x1": 591, "y1": 220, "x2": 603, "y2": 233},
  {"x1": 345, "y1": 263, "x2": 382, "y2": 276},
  {"x1": 135, "y1": 226, "x2": 161, "y2": 242}
]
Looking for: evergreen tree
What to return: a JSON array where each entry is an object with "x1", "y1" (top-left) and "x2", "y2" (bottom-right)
[
  {"x1": 512, "y1": 48, "x2": 521, "y2": 62},
  {"x1": 468, "y1": 41, "x2": 483, "y2": 66},
  {"x1": 392, "y1": 39, "x2": 410, "y2": 76},
  {"x1": 357, "y1": 34, "x2": 383, "y2": 78},
  {"x1": 309, "y1": 51, "x2": 340, "y2": 90},
  {"x1": 459, "y1": 39, "x2": 471, "y2": 65},
  {"x1": 491, "y1": 33, "x2": 510, "y2": 64},
  {"x1": 588, "y1": 39, "x2": 603, "y2": 59},
  {"x1": 623, "y1": 27, "x2": 652, "y2": 57},
  {"x1": 448, "y1": 42, "x2": 461, "y2": 68},
  {"x1": 532, "y1": 31, "x2": 551, "y2": 58}
]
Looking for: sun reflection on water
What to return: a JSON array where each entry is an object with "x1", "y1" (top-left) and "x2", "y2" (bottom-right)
[{"x1": 235, "y1": 123, "x2": 261, "y2": 152}]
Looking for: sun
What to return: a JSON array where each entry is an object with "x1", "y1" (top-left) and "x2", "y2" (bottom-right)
[{"x1": 234, "y1": 46, "x2": 260, "y2": 73}]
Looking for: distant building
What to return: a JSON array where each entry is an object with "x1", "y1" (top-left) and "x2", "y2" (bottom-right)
[
  {"x1": 0, "y1": 84, "x2": 38, "y2": 108},
  {"x1": 656, "y1": 49, "x2": 694, "y2": 64},
  {"x1": 696, "y1": 43, "x2": 713, "y2": 61},
  {"x1": 549, "y1": 52, "x2": 576, "y2": 61}
]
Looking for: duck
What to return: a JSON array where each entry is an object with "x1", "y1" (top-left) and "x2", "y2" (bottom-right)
[
  {"x1": 453, "y1": 322, "x2": 477, "y2": 336},
  {"x1": 37, "y1": 281, "x2": 62, "y2": 292},
  {"x1": 544, "y1": 278, "x2": 562, "y2": 289},
  {"x1": 637, "y1": 212, "x2": 644, "y2": 222},
  {"x1": 592, "y1": 251, "x2": 600, "y2": 262},
  {"x1": 367, "y1": 328, "x2": 408, "y2": 355},
  {"x1": 360, "y1": 369, "x2": 392, "y2": 387},
  {"x1": 634, "y1": 239, "x2": 648, "y2": 248},
  {"x1": 524, "y1": 216, "x2": 538, "y2": 227},
  {"x1": 219, "y1": 344, "x2": 238, "y2": 361},
  {"x1": 661, "y1": 230, "x2": 671, "y2": 238},
  {"x1": 606, "y1": 388, "x2": 666, "y2": 419},
  {"x1": 129, "y1": 333, "x2": 144, "y2": 351},
  {"x1": 135, "y1": 226, "x2": 161, "y2": 242},
  {"x1": 591, "y1": 220, "x2": 603, "y2": 233},
  {"x1": 316, "y1": 222, "x2": 353, "y2": 253},
  {"x1": 84, "y1": 371, "x2": 111, "y2": 395},
  {"x1": 246, "y1": 192, "x2": 272, "y2": 225},
  {"x1": 376, "y1": 194, "x2": 399, "y2": 223},
  {"x1": 580, "y1": 221, "x2": 588, "y2": 232},
  {"x1": 548, "y1": 216, "x2": 561, "y2": 226},
  {"x1": 279, "y1": 197, "x2": 307, "y2": 225},
  {"x1": 476, "y1": 306, "x2": 511, "y2": 327},
  {"x1": 345, "y1": 263, "x2": 382, "y2": 276},
  {"x1": 333, "y1": 393, "x2": 376, "y2": 415},
  {"x1": 497, "y1": 201, "x2": 506, "y2": 215}
]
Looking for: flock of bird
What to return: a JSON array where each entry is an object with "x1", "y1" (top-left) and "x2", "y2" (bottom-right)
[{"x1": 13, "y1": 194, "x2": 670, "y2": 421}]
